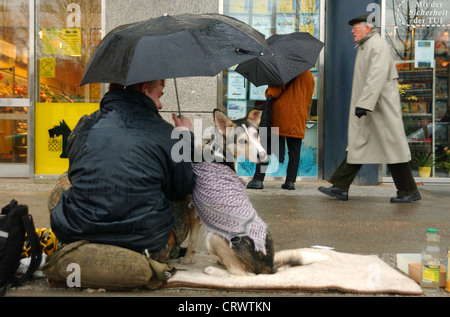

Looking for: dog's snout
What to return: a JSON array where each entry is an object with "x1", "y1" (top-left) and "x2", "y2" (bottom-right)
[{"x1": 258, "y1": 150, "x2": 269, "y2": 163}]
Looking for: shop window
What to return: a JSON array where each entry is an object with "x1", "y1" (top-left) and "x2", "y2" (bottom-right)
[
  {"x1": 222, "y1": 0, "x2": 321, "y2": 178},
  {"x1": 0, "y1": 0, "x2": 30, "y2": 165},
  {"x1": 38, "y1": 0, "x2": 101, "y2": 103},
  {"x1": 384, "y1": 0, "x2": 450, "y2": 179},
  {"x1": 35, "y1": 0, "x2": 101, "y2": 175}
]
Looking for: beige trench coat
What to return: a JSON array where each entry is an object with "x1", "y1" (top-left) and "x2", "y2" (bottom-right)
[{"x1": 346, "y1": 31, "x2": 411, "y2": 164}]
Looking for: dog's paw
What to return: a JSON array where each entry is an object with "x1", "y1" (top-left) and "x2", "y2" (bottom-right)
[{"x1": 204, "y1": 266, "x2": 228, "y2": 276}]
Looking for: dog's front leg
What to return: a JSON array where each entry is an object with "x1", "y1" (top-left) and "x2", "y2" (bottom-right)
[{"x1": 180, "y1": 204, "x2": 200, "y2": 265}]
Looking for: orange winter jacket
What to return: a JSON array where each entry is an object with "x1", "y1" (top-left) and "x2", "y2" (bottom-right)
[{"x1": 267, "y1": 70, "x2": 315, "y2": 139}]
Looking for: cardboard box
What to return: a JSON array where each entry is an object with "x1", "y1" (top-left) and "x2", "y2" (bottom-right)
[
  {"x1": 408, "y1": 262, "x2": 446, "y2": 288},
  {"x1": 396, "y1": 253, "x2": 421, "y2": 274}
]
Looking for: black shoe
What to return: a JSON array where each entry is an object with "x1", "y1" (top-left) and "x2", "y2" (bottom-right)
[
  {"x1": 281, "y1": 181, "x2": 295, "y2": 190},
  {"x1": 390, "y1": 192, "x2": 421, "y2": 203},
  {"x1": 318, "y1": 186, "x2": 348, "y2": 201},
  {"x1": 247, "y1": 179, "x2": 263, "y2": 189}
]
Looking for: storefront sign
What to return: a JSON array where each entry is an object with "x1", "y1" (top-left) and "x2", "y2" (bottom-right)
[{"x1": 397, "y1": 0, "x2": 449, "y2": 27}]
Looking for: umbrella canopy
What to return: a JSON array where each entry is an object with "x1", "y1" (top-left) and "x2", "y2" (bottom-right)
[
  {"x1": 80, "y1": 13, "x2": 270, "y2": 87},
  {"x1": 235, "y1": 32, "x2": 324, "y2": 86}
]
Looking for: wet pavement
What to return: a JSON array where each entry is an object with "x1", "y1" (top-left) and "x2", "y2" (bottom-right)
[{"x1": 0, "y1": 177, "x2": 449, "y2": 299}]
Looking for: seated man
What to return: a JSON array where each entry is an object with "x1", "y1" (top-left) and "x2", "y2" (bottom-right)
[{"x1": 48, "y1": 80, "x2": 194, "y2": 261}]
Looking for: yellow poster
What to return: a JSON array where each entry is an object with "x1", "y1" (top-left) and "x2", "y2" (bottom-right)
[
  {"x1": 301, "y1": 0, "x2": 315, "y2": 13},
  {"x1": 61, "y1": 28, "x2": 82, "y2": 56},
  {"x1": 41, "y1": 28, "x2": 60, "y2": 56},
  {"x1": 253, "y1": 0, "x2": 270, "y2": 14},
  {"x1": 230, "y1": 0, "x2": 247, "y2": 13},
  {"x1": 35, "y1": 102, "x2": 99, "y2": 175},
  {"x1": 40, "y1": 57, "x2": 56, "y2": 78},
  {"x1": 300, "y1": 23, "x2": 315, "y2": 36},
  {"x1": 277, "y1": 0, "x2": 294, "y2": 13}
]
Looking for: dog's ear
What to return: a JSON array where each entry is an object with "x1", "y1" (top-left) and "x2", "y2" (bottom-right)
[
  {"x1": 213, "y1": 109, "x2": 235, "y2": 134},
  {"x1": 246, "y1": 109, "x2": 263, "y2": 128}
]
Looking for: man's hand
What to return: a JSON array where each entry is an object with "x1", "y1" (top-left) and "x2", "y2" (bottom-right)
[
  {"x1": 355, "y1": 107, "x2": 368, "y2": 118},
  {"x1": 172, "y1": 113, "x2": 192, "y2": 130}
]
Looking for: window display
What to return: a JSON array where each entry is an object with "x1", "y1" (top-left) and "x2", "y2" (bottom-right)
[
  {"x1": 0, "y1": 0, "x2": 101, "y2": 176},
  {"x1": 384, "y1": 0, "x2": 450, "y2": 179},
  {"x1": 0, "y1": 1, "x2": 30, "y2": 168},
  {"x1": 222, "y1": 0, "x2": 322, "y2": 179},
  {"x1": 38, "y1": 0, "x2": 101, "y2": 104}
]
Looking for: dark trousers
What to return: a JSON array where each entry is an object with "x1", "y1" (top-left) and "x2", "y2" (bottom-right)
[
  {"x1": 329, "y1": 155, "x2": 418, "y2": 196},
  {"x1": 253, "y1": 137, "x2": 302, "y2": 183}
]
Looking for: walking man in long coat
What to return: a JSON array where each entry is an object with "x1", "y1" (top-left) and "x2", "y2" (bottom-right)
[{"x1": 318, "y1": 13, "x2": 421, "y2": 203}]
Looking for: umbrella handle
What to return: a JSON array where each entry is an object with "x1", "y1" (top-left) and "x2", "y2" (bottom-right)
[{"x1": 174, "y1": 78, "x2": 182, "y2": 118}]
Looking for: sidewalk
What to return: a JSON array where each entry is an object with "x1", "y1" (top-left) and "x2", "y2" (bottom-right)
[{"x1": 1, "y1": 177, "x2": 449, "y2": 297}]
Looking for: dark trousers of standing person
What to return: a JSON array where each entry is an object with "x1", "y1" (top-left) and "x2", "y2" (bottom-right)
[
  {"x1": 329, "y1": 155, "x2": 419, "y2": 197},
  {"x1": 253, "y1": 137, "x2": 302, "y2": 183}
]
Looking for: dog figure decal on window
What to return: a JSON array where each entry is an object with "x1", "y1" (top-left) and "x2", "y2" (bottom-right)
[{"x1": 48, "y1": 120, "x2": 72, "y2": 158}]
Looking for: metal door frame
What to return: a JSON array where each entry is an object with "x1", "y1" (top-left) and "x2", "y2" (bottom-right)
[{"x1": 0, "y1": 0, "x2": 35, "y2": 177}]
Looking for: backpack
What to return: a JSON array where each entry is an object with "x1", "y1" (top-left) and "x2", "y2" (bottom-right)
[{"x1": 0, "y1": 199, "x2": 42, "y2": 296}]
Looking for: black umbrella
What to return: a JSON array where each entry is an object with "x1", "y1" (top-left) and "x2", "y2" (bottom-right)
[
  {"x1": 235, "y1": 32, "x2": 324, "y2": 86},
  {"x1": 80, "y1": 13, "x2": 270, "y2": 86}
]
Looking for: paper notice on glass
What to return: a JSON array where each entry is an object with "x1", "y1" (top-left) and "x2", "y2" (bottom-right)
[
  {"x1": 301, "y1": 0, "x2": 316, "y2": 13},
  {"x1": 253, "y1": 0, "x2": 271, "y2": 14},
  {"x1": 61, "y1": 28, "x2": 82, "y2": 56},
  {"x1": 252, "y1": 15, "x2": 272, "y2": 38},
  {"x1": 300, "y1": 13, "x2": 319, "y2": 37},
  {"x1": 312, "y1": 72, "x2": 318, "y2": 99},
  {"x1": 250, "y1": 83, "x2": 268, "y2": 100},
  {"x1": 276, "y1": 15, "x2": 296, "y2": 34},
  {"x1": 227, "y1": 72, "x2": 247, "y2": 100},
  {"x1": 41, "y1": 28, "x2": 61, "y2": 56},
  {"x1": 277, "y1": 0, "x2": 295, "y2": 13},
  {"x1": 227, "y1": 100, "x2": 247, "y2": 120},
  {"x1": 231, "y1": 14, "x2": 249, "y2": 24},
  {"x1": 230, "y1": 0, "x2": 248, "y2": 13},
  {"x1": 40, "y1": 57, "x2": 56, "y2": 78},
  {"x1": 415, "y1": 40, "x2": 435, "y2": 68}
]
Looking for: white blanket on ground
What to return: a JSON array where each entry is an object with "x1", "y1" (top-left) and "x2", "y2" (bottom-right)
[{"x1": 166, "y1": 248, "x2": 423, "y2": 295}]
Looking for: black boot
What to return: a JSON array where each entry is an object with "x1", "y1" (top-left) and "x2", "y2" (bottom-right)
[
  {"x1": 281, "y1": 181, "x2": 295, "y2": 190},
  {"x1": 318, "y1": 186, "x2": 348, "y2": 201},
  {"x1": 247, "y1": 179, "x2": 263, "y2": 189}
]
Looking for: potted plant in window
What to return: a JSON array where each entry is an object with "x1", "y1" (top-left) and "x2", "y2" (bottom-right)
[
  {"x1": 411, "y1": 151, "x2": 434, "y2": 177},
  {"x1": 412, "y1": 149, "x2": 449, "y2": 178},
  {"x1": 436, "y1": 147, "x2": 450, "y2": 176}
]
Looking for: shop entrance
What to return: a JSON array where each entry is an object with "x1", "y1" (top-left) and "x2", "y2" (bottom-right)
[
  {"x1": 0, "y1": 1, "x2": 32, "y2": 177},
  {"x1": 0, "y1": 0, "x2": 101, "y2": 177}
]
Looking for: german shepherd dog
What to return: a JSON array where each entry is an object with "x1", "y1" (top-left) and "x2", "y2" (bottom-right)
[{"x1": 180, "y1": 108, "x2": 302, "y2": 276}]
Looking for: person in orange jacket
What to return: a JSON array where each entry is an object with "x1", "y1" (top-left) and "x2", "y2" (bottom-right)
[{"x1": 247, "y1": 70, "x2": 315, "y2": 190}]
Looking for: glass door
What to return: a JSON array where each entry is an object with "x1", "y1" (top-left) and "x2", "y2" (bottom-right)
[
  {"x1": 0, "y1": 0, "x2": 32, "y2": 177},
  {"x1": 222, "y1": 0, "x2": 323, "y2": 179},
  {"x1": 35, "y1": 0, "x2": 101, "y2": 176}
]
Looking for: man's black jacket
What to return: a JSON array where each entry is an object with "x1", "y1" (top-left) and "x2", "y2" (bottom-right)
[{"x1": 50, "y1": 89, "x2": 194, "y2": 253}]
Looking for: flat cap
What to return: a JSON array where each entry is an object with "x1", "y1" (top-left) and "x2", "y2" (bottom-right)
[{"x1": 348, "y1": 13, "x2": 370, "y2": 25}]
